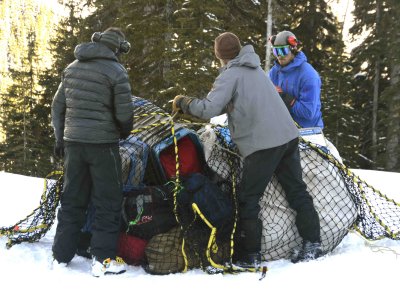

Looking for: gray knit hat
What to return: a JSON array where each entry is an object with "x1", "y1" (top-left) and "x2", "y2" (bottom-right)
[
  {"x1": 91, "y1": 28, "x2": 130, "y2": 53},
  {"x1": 214, "y1": 32, "x2": 241, "y2": 60},
  {"x1": 98, "y1": 31, "x2": 123, "y2": 52}
]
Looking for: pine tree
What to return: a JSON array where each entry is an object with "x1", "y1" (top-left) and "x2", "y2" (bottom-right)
[
  {"x1": 0, "y1": 0, "x2": 59, "y2": 176},
  {"x1": 382, "y1": 0, "x2": 400, "y2": 171},
  {"x1": 1, "y1": 33, "x2": 45, "y2": 176},
  {"x1": 165, "y1": 0, "x2": 270, "y2": 108},
  {"x1": 350, "y1": 0, "x2": 395, "y2": 170}
]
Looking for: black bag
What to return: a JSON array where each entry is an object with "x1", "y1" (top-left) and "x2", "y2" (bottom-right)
[
  {"x1": 178, "y1": 173, "x2": 233, "y2": 229},
  {"x1": 122, "y1": 185, "x2": 177, "y2": 240}
]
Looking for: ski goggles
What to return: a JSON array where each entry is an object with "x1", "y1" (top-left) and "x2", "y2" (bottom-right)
[{"x1": 272, "y1": 45, "x2": 291, "y2": 58}]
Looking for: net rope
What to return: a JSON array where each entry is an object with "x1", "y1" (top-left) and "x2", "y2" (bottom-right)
[{"x1": 1, "y1": 97, "x2": 400, "y2": 275}]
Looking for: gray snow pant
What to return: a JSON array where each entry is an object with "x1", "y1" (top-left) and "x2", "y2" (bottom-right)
[{"x1": 52, "y1": 142, "x2": 123, "y2": 263}]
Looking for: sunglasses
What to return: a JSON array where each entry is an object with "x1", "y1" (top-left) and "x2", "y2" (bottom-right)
[{"x1": 272, "y1": 45, "x2": 291, "y2": 58}]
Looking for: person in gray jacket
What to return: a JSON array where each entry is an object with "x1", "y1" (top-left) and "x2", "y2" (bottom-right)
[
  {"x1": 51, "y1": 27, "x2": 133, "y2": 276},
  {"x1": 172, "y1": 32, "x2": 322, "y2": 267}
]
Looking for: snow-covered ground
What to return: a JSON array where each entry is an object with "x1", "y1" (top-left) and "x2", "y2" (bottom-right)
[{"x1": 0, "y1": 169, "x2": 399, "y2": 291}]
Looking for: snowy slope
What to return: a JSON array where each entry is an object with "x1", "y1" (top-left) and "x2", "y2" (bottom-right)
[{"x1": 0, "y1": 170, "x2": 399, "y2": 291}]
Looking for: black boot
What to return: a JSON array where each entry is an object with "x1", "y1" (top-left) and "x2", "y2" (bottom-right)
[
  {"x1": 235, "y1": 252, "x2": 262, "y2": 268},
  {"x1": 291, "y1": 241, "x2": 322, "y2": 263},
  {"x1": 234, "y1": 219, "x2": 263, "y2": 268}
]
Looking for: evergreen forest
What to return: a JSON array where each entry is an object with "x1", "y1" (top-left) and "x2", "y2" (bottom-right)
[{"x1": 0, "y1": 0, "x2": 399, "y2": 178}]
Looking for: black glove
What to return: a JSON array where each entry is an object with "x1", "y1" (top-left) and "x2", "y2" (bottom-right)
[
  {"x1": 120, "y1": 131, "x2": 131, "y2": 140},
  {"x1": 54, "y1": 141, "x2": 64, "y2": 159},
  {"x1": 280, "y1": 93, "x2": 296, "y2": 109}
]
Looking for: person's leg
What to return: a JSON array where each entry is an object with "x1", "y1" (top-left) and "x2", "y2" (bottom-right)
[
  {"x1": 275, "y1": 138, "x2": 321, "y2": 243},
  {"x1": 52, "y1": 143, "x2": 91, "y2": 263},
  {"x1": 76, "y1": 201, "x2": 95, "y2": 258},
  {"x1": 275, "y1": 138, "x2": 322, "y2": 262},
  {"x1": 88, "y1": 143, "x2": 123, "y2": 262},
  {"x1": 237, "y1": 146, "x2": 285, "y2": 264}
]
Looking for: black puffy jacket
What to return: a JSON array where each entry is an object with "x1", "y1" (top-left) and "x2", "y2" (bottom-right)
[{"x1": 51, "y1": 42, "x2": 133, "y2": 144}]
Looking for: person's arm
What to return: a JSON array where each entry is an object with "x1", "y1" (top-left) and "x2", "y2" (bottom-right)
[
  {"x1": 291, "y1": 76, "x2": 321, "y2": 120},
  {"x1": 113, "y1": 70, "x2": 134, "y2": 139},
  {"x1": 269, "y1": 67, "x2": 295, "y2": 109},
  {"x1": 51, "y1": 82, "x2": 66, "y2": 144},
  {"x1": 180, "y1": 71, "x2": 238, "y2": 120}
]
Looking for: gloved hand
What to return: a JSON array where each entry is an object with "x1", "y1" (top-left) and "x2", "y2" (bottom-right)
[
  {"x1": 172, "y1": 95, "x2": 185, "y2": 114},
  {"x1": 280, "y1": 92, "x2": 296, "y2": 109},
  {"x1": 120, "y1": 130, "x2": 131, "y2": 140},
  {"x1": 275, "y1": 86, "x2": 295, "y2": 109},
  {"x1": 275, "y1": 85, "x2": 283, "y2": 94},
  {"x1": 54, "y1": 141, "x2": 64, "y2": 159}
]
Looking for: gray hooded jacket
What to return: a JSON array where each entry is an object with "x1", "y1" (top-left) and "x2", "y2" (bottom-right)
[
  {"x1": 51, "y1": 42, "x2": 133, "y2": 144},
  {"x1": 184, "y1": 45, "x2": 298, "y2": 157}
]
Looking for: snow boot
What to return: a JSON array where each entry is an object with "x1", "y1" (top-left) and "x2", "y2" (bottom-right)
[
  {"x1": 234, "y1": 252, "x2": 262, "y2": 269},
  {"x1": 234, "y1": 219, "x2": 263, "y2": 268},
  {"x1": 91, "y1": 257, "x2": 127, "y2": 277},
  {"x1": 291, "y1": 241, "x2": 323, "y2": 263}
]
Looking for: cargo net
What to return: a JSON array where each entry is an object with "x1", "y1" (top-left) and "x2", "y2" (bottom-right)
[
  {"x1": 1, "y1": 96, "x2": 400, "y2": 275},
  {"x1": 0, "y1": 171, "x2": 63, "y2": 248}
]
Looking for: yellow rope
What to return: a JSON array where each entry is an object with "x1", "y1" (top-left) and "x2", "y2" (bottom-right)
[
  {"x1": 191, "y1": 203, "x2": 267, "y2": 274},
  {"x1": 191, "y1": 203, "x2": 224, "y2": 269},
  {"x1": 167, "y1": 112, "x2": 190, "y2": 272}
]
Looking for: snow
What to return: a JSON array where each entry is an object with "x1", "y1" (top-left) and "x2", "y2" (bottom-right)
[{"x1": 1, "y1": 169, "x2": 400, "y2": 291}]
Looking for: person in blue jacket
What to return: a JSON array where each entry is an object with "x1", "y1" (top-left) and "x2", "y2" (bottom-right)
[{"x1": 269, "y1": 31, "x2": 324, "y2": 129}]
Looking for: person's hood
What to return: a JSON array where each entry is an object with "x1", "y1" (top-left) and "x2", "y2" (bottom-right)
[
  {"x1": 226, "y1": 44, "x2": 260, "y2": 69},
  {"x1": 74, "y1": 42, "x2": 119, "y2": 62},
  {"x1": 274, "y1": 51, "x2": 307, "y2": 72}
]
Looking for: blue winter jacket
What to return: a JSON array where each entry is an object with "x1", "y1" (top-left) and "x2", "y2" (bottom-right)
[{"x1": 269, "y1": 51, "x2": 324, "y2": 128}]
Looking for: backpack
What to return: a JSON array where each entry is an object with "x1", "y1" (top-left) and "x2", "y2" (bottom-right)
[
  {"x1": 147, "y1": 128, "x2": 205, "y2": 184},
  {"x1": 178, "y1": 173, "x2": 233, "y2": 230},
  {"x1": 121, "y1": 185, "x2": 177, "y2": 240},
  {"x1": 119, "y1": 136, "x2": 149, "y2": 191}
]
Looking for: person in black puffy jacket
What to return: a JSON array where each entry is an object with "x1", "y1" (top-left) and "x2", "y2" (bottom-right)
[{"x1": 51, "y1": 27, "x2": 133, "y2": 276}]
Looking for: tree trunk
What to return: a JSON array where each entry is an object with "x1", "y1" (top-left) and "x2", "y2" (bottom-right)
[
  {"x1": 264, "y1": 0, "x2": 273, "y2": 72},
  {"x1": 385, "y1": 63, "x2": 400, "y2": 171},
  {"x1": 371, "y1": 0, "x2": 382, "y2": 166}
]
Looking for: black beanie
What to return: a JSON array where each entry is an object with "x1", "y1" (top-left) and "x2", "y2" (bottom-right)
[{"x1": 214, "y1": 32, "x2": 241, "y2": 60}]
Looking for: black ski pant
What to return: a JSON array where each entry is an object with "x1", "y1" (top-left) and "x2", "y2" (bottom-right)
[
  {"x1": 52, "y1": 142, "x2": 123, "y2": 263},
  {"x1": 238, "y1": 138, "x2": 321, "y2": 254}
]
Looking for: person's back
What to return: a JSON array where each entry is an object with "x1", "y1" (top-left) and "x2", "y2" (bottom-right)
[
  {"x1": 52, "y1": 36, "x2": 133, "y2": 144},
  {"x1": 179, "y1": 44, "x2": 299, "y2": 158},
  {"x1": 51, "y1": 27, "x2": 133, "y2": 277}
]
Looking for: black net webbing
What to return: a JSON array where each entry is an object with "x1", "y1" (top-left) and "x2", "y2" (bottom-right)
[
  {"x1": 0, "y1": 171, "x2": 63, "y2": 249},
  {"x1": 1, "y1": 96, "x2": 400, "y2": 275}
]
